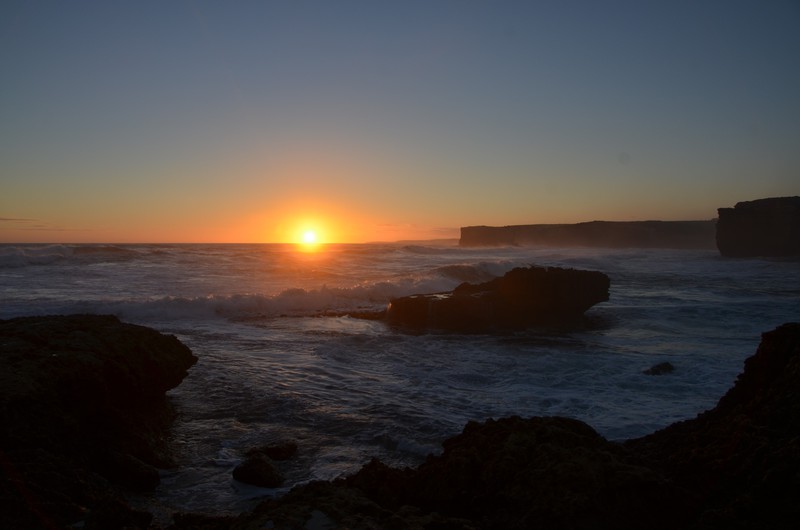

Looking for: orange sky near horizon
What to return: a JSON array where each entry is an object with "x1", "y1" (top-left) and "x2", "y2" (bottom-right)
[{"x1": 1, "y1": 2, "x2": 798, "y2": 244}]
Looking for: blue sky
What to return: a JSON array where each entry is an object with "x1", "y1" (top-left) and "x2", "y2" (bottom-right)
[{"x1": 2, "y1": 1, "x2": 798, "y2": 242}]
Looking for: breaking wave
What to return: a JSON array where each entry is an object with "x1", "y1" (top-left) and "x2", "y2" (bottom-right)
[
  {"x1": 0, "y1": 244, "x2": 145, "y2": 267},
  {"x1": 2, "y1": 262, "x2": 519, "y2": 323}
]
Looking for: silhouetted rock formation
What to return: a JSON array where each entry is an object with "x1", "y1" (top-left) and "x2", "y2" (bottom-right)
[
  {"x1": 7, "y1": 315, "x2": 796, "y2": 529},
  {"x1": 340, "y1": 417, "x2": 686, "y2": 530},
  {"x1": 643, "y1": 361, "x2": 675, "y2": 375},
  {"x1": 386, "y1": 266, "x2": 610, "y2": 331},
  {"x1": 626, "y1": 322, "x2": 800, "y2": 528},
  {"x1": 716, "y1": 196, "x2": 800, "y2": 257},
  {"x1": 0, "y1": 314, "x2": 197, "y2": 529},
  {"x1": 460, "y1": 220, "x2": 717, "y2": 248},
  {"x1": 233, "y1": 442, "x2": 298, "y2": 489},
  {"x1": 233, "y1": 454, "x2": 285, "y2": 488},
  {"x1": 172, "y1": 323, "x2": 800, "y2": 530}
]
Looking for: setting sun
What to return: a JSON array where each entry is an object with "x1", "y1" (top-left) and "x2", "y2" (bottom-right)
[
  {"x1": 297, "y1": 229, "x2": 322, "y2": 251},
  {"x1": 302, "y1": 230, "x2": 317, "y2": 244},
  {"x1": 294, "y1": 222, "x2": 325, "y2": 249}
]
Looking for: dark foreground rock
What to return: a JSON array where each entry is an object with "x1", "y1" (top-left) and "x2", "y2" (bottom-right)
[
  {"x1": 172, "y1": 323, "x2": 800, "y2": 530},
  {"x1": 233, "y1": 453, "x2": 285, "y2": 488},
  {"x1": 716, "y1": 196, "x2": 800, "y2": 257},
  {"x1": 643, "y1": 361, "x2": 675, "y2": 375},
  {"x1": 0, "y1": 314, "x2": 197, "y2": 529},
  {"x1": 626, "y1": 321, "x2": 800, "y2": 528},
  {"x1": 386, "y1": 266, "x2": 610, "y2": 332}
]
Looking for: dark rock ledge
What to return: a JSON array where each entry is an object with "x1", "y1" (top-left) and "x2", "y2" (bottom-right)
[
  {"x1": 174, "y1": 323, "x2": 800, "y2": 530},
  {"x1": 0, "y1": 314, "x2": 197, "y2": 529},
  {"x1": 4, "y1": 315, "x2": 800, "y2": 529},
  {"x1": 386, "y1": 265, "x2": 611, "y2": 332},
  {"x1": 232, "y1": 442, "x2": 299, "y2": 488}
]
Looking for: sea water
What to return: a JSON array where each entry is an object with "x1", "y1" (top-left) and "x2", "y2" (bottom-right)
[{"x1": 1, "y1": 243, "x2": 798, "y2": 515}]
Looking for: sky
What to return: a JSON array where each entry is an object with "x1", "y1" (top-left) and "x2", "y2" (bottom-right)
[{"x1": 1, "y1": 0, "x2": 798, "y2": 243}]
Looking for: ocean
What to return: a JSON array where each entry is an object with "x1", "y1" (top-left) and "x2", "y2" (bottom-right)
[{"x1": 1, "y1": 242, "x2": 798, "y2": 516}]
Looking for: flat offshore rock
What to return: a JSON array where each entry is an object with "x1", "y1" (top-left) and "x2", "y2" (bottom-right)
[{"x1": 386, "y1": 265, "x2": 610, "y2": 332}]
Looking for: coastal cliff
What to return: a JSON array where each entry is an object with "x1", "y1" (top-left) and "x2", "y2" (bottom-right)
[
  {"x1": 716, "y1": 196, "x2": 800, "y2": 257},
  {"x1": 460, "y1": 220, "x2": 717, "y2": 248}
]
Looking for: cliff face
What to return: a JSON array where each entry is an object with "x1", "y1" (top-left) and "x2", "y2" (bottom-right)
[
  {"x1": 460, "y1": 220, "x2": 717, "y2": 248},
  {"x1": 716, "y1": 196, "x2": 800, "y2": 257}
]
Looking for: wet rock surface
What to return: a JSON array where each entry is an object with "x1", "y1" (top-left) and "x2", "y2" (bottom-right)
[
  {"x1": 0, "y1": 314, "x2": 197, "y2": 529},
  {"x1": 643, "y1": 361, "x2": 675, "y2": 375},
  {"x1": 233, "y1": 453, "x2": 285, "y2": 488},
  {"x1": 386, "y1": 265, "x2": 610, "y2": 332}
]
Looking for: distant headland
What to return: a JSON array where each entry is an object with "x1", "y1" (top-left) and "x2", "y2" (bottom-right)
[
  {"x1": 716, "y1": 196, "x2": 800, "y2": 257},
  {"x1": 460, "y1": 196, "x2": 800, "y2": 255},
  {"x1": 459, "y1": 220, "x2": 717, "y2": 249}
]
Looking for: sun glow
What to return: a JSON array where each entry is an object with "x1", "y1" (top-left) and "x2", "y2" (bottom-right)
[
  {"x1": 294, "y1": 222, "x2": 325, "y2": 250},
  {"x1": 268, "y1": 197, "x2": 380, "y2": 244},
  {"x1": 302, "y1": 230, "x2": 317, "y2": 244}
]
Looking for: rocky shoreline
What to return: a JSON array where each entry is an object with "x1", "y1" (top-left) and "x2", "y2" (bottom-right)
[
  {"x1": 0, "y1": 315, "x2": 197, "y2": 529},
  {"x1": 2, "y1": 315, "x2": 799, "y2": 529},
  {"x1": 170, "y1": 322, "x2": 800, "y2": 530}
]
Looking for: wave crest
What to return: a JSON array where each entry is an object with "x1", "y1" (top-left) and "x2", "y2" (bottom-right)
[{"x1": 0, "y1": 244, "x2": 144, "y2": 268}]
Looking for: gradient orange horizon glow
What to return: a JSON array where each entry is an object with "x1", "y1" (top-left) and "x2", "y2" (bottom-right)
[
  {"x1": 2, "y1": 184, "x2": 734, "y2": 244},
  {"x1": 0, "y1": 197, "x2": 461, "y2": 244},
  {"x1": 1, "y1": 3, "x2": 798, "y2": 244}
]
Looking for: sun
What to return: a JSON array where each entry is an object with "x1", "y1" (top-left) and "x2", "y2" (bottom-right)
[
  {"x1": 295, "y1": 225, "x2": 324, "y2": 250},
  {"x1": 282, "y1": 215, "x2": 332, "y2": 248},
  {"x1": 302, "y1": 230, "x2": 317, "y2": 244}
]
